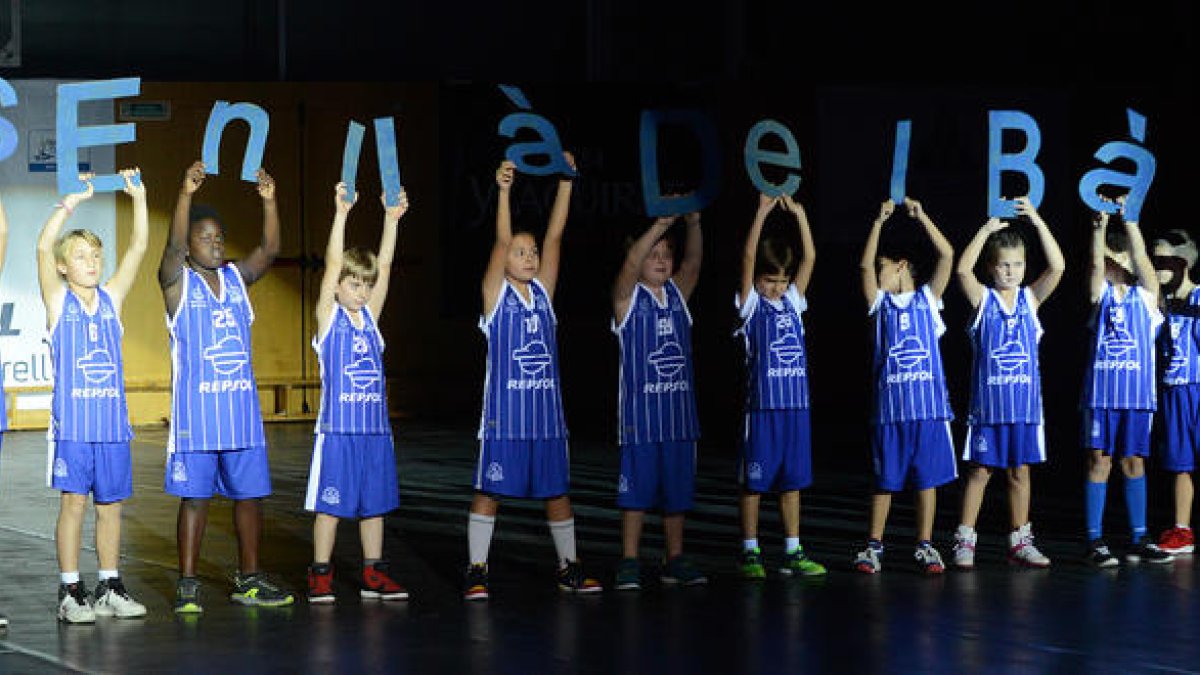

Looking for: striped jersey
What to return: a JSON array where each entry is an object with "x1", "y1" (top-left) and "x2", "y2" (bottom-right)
[
  {"x1": 1082, "y1": 282, "x2": 1162, "y2": 410},
  {"x1": 614, "y1": 280, "x2": 700, "y2": 444},
  {"x1": 870, "y1": 285, "x2": 953, "y2": 423},
  {"x1": 1160, "y1": 287, "x2": 1200, "y2": 387},
  {"x1": 478, "y1": 278, "x2": 567, "y2": 440},
  {"x1": 314, "y1": 304, "x2": 389, "y2": 435},
  {"x1": 50, "y1": 288, "x2": 132, "y2": 442},
  {"x1": 968, "y1": 287, "x2": 1044, "y2": 425},
  {"x1": 167, "y1": 264, "x2": 266, "y2": 452},
  {"x1": 736, "y1": 284, "x2": 810, "y2": 410}
]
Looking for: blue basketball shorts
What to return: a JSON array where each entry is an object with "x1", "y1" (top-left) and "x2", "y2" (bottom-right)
[
  {"x1": 1157, "y1": 384, "x2": 1200, "y2": 472},
  {"x1": 49, "y1": 440, "x2": 133, "y2": 503},
  {"x1": 963, "y1": 423, "x2": 1045, "y2": 468},
  {"x1": 1082, "y1": 408, "x2": 1153, "y2": 458},
  {"x1": 617, "y1": 440, "x2": 696, "y2": 512},
  {"x1": 164, "y1": 446, "x2": 272, "y2": 499},
  {"x1": 739, "y1": 409, "x2": 813, "y2": 492},
  {"x1": 872, "y1": 420, "x2": 957, "y2": 491},
  {"x1": 475, "y1": 438, "x2": 570, "y2": 499},
  {"x1": 305, "y1": 433, "x2": 400, "y2": 518}
]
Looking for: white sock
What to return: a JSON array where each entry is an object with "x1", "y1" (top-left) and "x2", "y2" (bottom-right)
[
  {"x1": 467, "y1": 512, "x2": 496, "y2": 566},
  {"x1": 1178, "y1": 524, "x2": 1192, "y2": 530},
  {"x1": 785, "y1": 537, "x2": 800, "y2": 553},
  {"x1": 61, "y1": 571, "x2": 80, "y2": 585},
  {"x1": 548, "y1": 519, "x2": 578, "y2": 566},
  {"x1": 743, "y1": 538, "x2": 760, "y2": 552},
  {"x1": 98, "y1": 569, "x2": 119, "y2": 581}
]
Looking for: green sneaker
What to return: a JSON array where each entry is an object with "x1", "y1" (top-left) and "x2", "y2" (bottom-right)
[
  {"x1": 230, "y1": 572, "x2": 295, "y2": 607},
  {"x1": 781, "y1": 547, "x2": 827, "y2": 577},
  {"x1": 615, "y1": 558, "x2": 642, "y2": 591},
  {"x1": 174, "y1": 577, "x2": 203, "y2": 614},
  {"x1": 740, "y1": 548, "x2": 766, "y2": 580}
]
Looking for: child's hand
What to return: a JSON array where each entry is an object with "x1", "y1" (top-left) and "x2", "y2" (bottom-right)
[
  {"x1": 757, "y1": 193, "x2": 780, "y2": 214},
  {"x1": 653, "y1": 214, "x2": 679, "y2": 229},
  {"x1": 1093, "y1": 210, "x2": 1109, "y2": 230},
  {"x1": 983, "y1": 217, "x2": 1008, "y2": 234},
  {"x1": 256, "y1": 168, "x2": 276, "y2": 200},
  {"x1": 780, "y1": 194, "x2": 805, "y2": 218},
  {"x1": 182, "y1": 161, "x2": 205, "y2": 195},
  {"x1": 120, "y1": 168, "x2": 145, "y2": 200},
  {"x1": 904, "y1": 197, "x2": 926, "y2": 221},
  {"x1": 384, "y1": 187, "x2": 409, "y2": 221},
  {"x1": 875, "y1": 199, "x2": 895, "y2": 224},
  {"x1": 496, "y1": 160, "x2": 516, "y2": 192},
  {"x1": 562, "y1": 151, "x2": 577, "y2": 177},
  {"x1": 334, "y1": 182, "x2": 357, "y2": 213},
  {"x1": 684, "y1": 210, "x2": 701, "y2": 227},
  {"x1": 63, "y1": 173, "x2": 96, "y2": 210},
  {"x1": 1012, "y1": 196, "x2": 1045, "y2": 226}
]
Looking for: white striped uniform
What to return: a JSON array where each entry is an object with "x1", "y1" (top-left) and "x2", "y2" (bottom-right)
[
  {"x1": 870, "y1": 285, "x2": 953, "y2": 423},
  {"x1": 166, "y1": 264, "x2": 266, "y2": 453},
  {"x1": 614, "y1": 280, "x2": 700, "y2": 444},
  {"x1": 736, "y1": 284, "x2": 809, "y2": 411},
  {"x1": 967, "y1": 287, "x2": 1043, "y2": 425},
  {"x1": 1082, "y1": 282, "x2": 1163, "y2": 411},
  {"x1": 1160, "y1": 287, "x2": 1200, "y2": 387},
  {"x1": 313, "y1": 304, "x2": 389, "y2": 435},
  {"x1": 477, "y1": 278, "x2": 567, "y2": 440},
  {"x1": 49, "y1": 288, "x2": 132, "y2": 442}
]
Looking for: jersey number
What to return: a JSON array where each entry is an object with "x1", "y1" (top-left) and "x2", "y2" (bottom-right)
[{"x1": 212, "y1": 308, "x2": 237, "y2": 329}]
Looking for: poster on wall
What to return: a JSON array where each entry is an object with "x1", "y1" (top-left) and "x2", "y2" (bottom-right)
[{"x1": 0, "y1": 79, "x2": 117, "y2": 401}]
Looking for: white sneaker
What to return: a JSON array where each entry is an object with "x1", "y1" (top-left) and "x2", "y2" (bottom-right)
[
  {"x1": 93, "y1": 578, "x2": 148, "y2": 618},
  {"x1": 953, "y1": 525, "x2": 978, "y2": 569},
  {"x1": 1008, "y1": 523, "x2": 1051, "y2": 568},
  {"x1": 853, "y1": 543, "x2": 883, "y2": 574},
  {"x1": 58, "y1": 583, "x2": 96, "y2": 624}
]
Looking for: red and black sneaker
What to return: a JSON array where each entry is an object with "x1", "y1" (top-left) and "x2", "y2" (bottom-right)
[
  {"x1": 361, "y1": 562, "x2": 409, "y2": 601},
  {"x1": 307, "y1": 563, "x2": 335, "y2": 604},
  {"x1": 1158, "y1": 526, "x2": 1195, "y2": 555}
]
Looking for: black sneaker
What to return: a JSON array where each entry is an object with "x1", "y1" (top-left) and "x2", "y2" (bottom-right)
[
  {"x1": 1126, "y1": 537, "x2": 1176, "y2": 564},
  {"x1": 175, "y1": 577, "x2": 203, "y2": 614},
  {"x1": 230, "y1": 572, "x2": 296, "y2": 607},
  {"x1": 464, "y1": 563, "x2": 490, "y2": 601},
  {"x1": 1086, "y1": 539, "x2": 1118, "y2": 568},
  {"x1": 556, "y1": 560, "x2": 603, "y2": 594}
]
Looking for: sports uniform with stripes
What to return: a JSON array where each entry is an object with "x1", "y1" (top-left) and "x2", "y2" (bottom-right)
[
  {"x1": 736, "y1": 285, "x2": 813, "y2": 493},
  {"x1": 1081, "y1": 282, "x2": 1163, "y2": 457},
  {"x1": 869, "y1": 285, "x2": 956, "y2": 491},
  {"x1": 1156, "y1": 287, "x2": 1200, "y2": 471},
  {"x1": 164, "y1": 264, "x2": 271, "y2": 499},
  {"x1": 475, "y1": 278, "x2": 570, "y2": 499},
  {"x1": 47, "y1": 288, "x2": 133, "y2": 502},
  {"x1": 614, "y1": 280, "x2": 700, "y2": 512},
  {"x1": 963, "y1": 287, "x2": 1046, "y2": 468},
  {"x1": 305, "y1": 304, "x2": 399, "y2": 518}
]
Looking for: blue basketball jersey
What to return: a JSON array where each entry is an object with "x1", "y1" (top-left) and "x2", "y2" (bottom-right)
[
  {"x1": 870, "y1": 285, "x2": 953, "y2": 424},
  {"x1": 167, "y1": 264, "x2": 266, "y2": 452},
  {"x1": 614, "y1": 280, "x2": 700, "y2": 444},
  {"x1": 50, "y1": 288, "x2": 132, "y2": 442},
  {"x1": 1160, "y1": 287, "x2": 1200, "y2": 387},
  {"x1": 736, "y1": 284, "x2": 810, "y2": 410},
  {"x1": 968, "y1": 287, "x2": 1043, "y2": 425},
  {"x1": 314, "y1": 304, "x2": 389, "y2": 435},
  {"x1": 478, "y1": 278, "x2": 567, "y2": 440},
  {"x1": 1082, "y1": 283, "x2": 1162, "y2": 410}
]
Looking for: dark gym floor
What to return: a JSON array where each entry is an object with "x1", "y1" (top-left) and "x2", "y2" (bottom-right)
[{"x1": 2, "y1": 421, "x2": 1199, "y2": 674}]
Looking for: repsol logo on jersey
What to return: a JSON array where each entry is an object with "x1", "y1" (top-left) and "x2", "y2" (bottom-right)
[
  {"x1": 1095, "y1": 360, "x2": 1142, "y2": 371},
  {"x1": 339, "y1": 392, "x2": 383, "y2": 403},
  {"x1": 71, "y1": 387, "x2": 119, "y2": 399},
  {"x1": 768, "y1": 367, "x2": 806, "y2": 378},
  {"x1": 886, "y1": 371, "x2": 934, "y2": 384},
  {"x1": 507, "y1": 378, "x2": 556, "y2": 390},
  {"x1": 986, "y1": 374, "x2": 1033, "y2": 385},
  {"x1": 198, "y1": 379, "x2": 254, "y2": 393},
  {"x1": 644, "y1": 381, "x2": 689, "y2": 393}
]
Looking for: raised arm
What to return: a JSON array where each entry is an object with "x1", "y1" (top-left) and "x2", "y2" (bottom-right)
[
  {"x1": 159, "y1": 161, "x2": 205, "y2": 296},
  {"x1": 614, "y1": 215, "x2": 677, "y2": 319},
  {"x1": 741, "y1": 194, "x2": 778, "y2": 302},
  {"x1": 674, "y1": 209, "x2": 703, "y2": 301},
  {"x1": 860, "y1": 200, "x2": 894, "y2": 307},
  {"x1": 481, "y1": 160, "x2": 516, "y2": 317},
  {"x1": 1126, "y1": 216, "x2": 1159, "y2": 301},
  {"x1": 536, "y1": 151, "x2": 575, "y2": 300},
  {"x1": 105, "y1": 168, "x2": 150, "y2": 311},
  {"x1": 1089, "y1": 210, "x2": 1109, "y2": 303},
  {"x1": 780, "y1": 193, "x2": 816, "y2": 296},
  {"x1": 1016, "y1": 196, "x2": 1065, "y2": 304},
  {"x1": 366, "y1": 188, "x2": 409, "y2": 322},
  {"x1": 957, "y1": 218, "x2": 1006, "y2": 309},
  {"x1": 315, "y1": 183, "x2": 357, "y2": 335},
  {"x1": 906, "y1": 198, "x2": 953, "y2": 299},
  {"x1": 235, "y1": 168, "x2": 281, "y2": 286},
  {"x1": 38, "y1": 176, "x2": 95, "y2": 325}
]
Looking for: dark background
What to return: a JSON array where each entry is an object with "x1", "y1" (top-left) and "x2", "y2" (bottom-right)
[{"x1": 5, "y1": 0, "x2": 1198, "y2": 488}]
